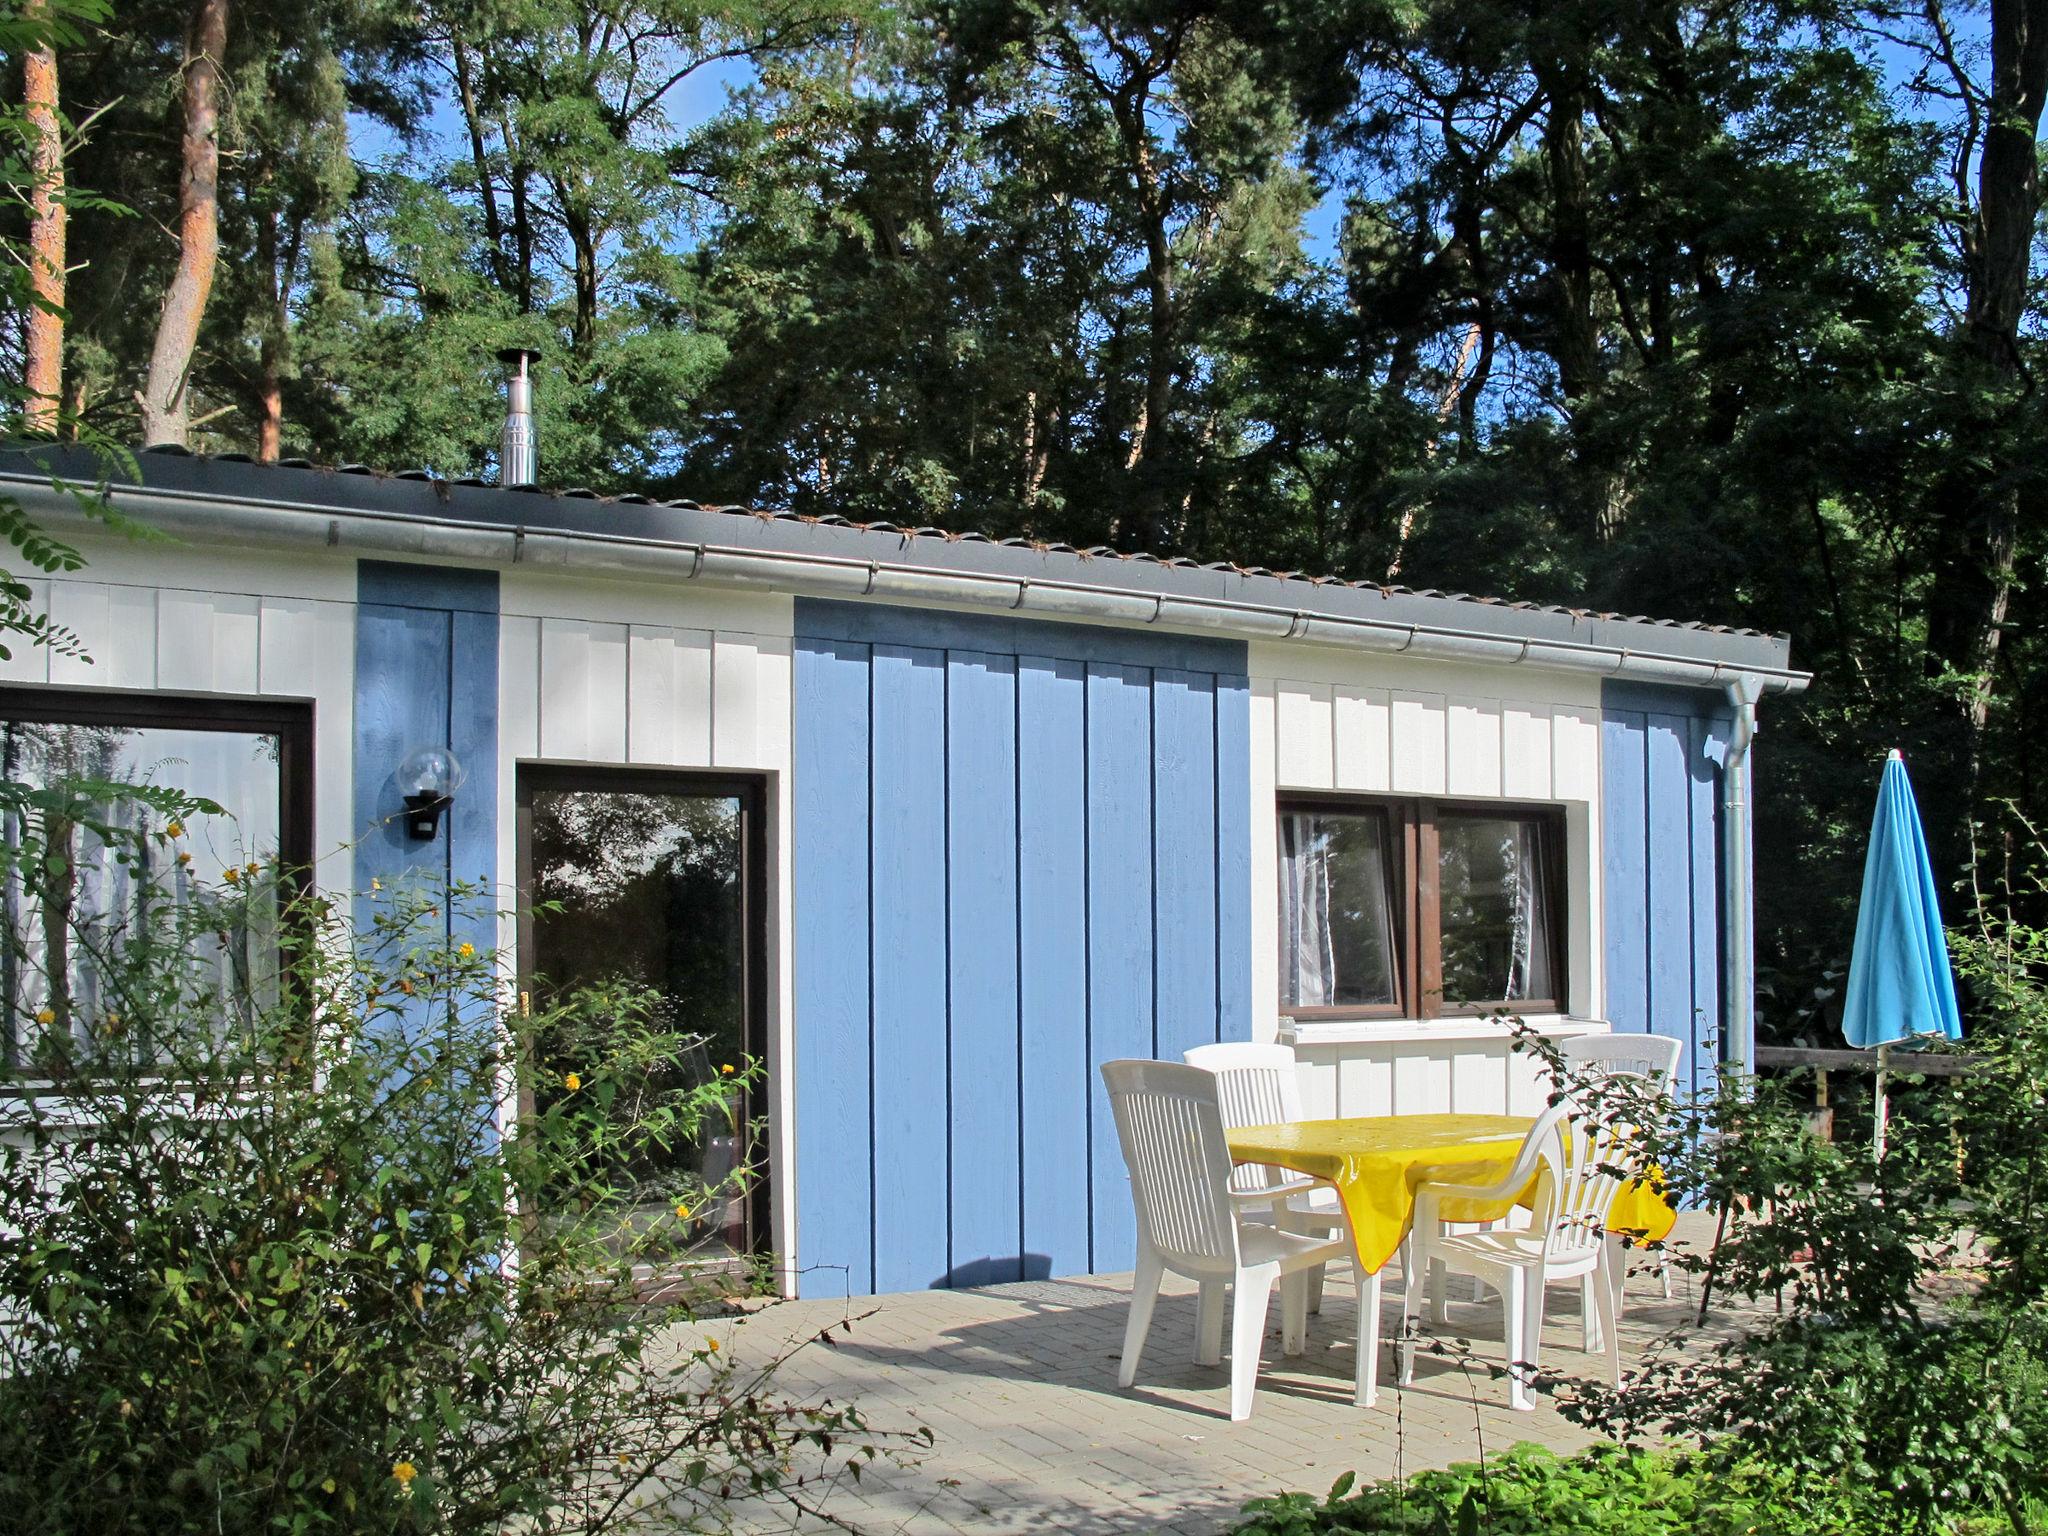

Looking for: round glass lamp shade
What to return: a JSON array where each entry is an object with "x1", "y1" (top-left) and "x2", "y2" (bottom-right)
[{"x1": 397, "y1": 746, "x2": 467, "y2": 800}]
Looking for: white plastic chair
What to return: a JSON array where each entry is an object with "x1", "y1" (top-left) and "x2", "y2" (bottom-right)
[
  {"x1": 1557, "y1": 1031, "x2": 1682, "y2": 1303},
  {"x1": 1182, "y1": 1043, "x2": 1347, "y2": 1311},
  {"x1": 1558, "y1": 1032, "x2": 1682, "y2": 1091},
  {"x1": 1101, "y1": 1059, "x2": 1350, "y2": 1421},
  {"x1": 1398, "y1": 1097, "x2": 1632, "y2": 1410}
]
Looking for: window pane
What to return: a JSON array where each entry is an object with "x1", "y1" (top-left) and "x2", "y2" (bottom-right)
[
  {"x1": 1439, "y1": 815, "x2": 1557, "y2": 1006},
  {"x1": 0, "y1": 716, "x2": 285, "y2": 1072},
  {"x1": 1278, "y1": 811, "x2": 1398, "y2": 1009},
  {"x1": 527, "y1": 785, "x2": 752, "y2": 1261}
]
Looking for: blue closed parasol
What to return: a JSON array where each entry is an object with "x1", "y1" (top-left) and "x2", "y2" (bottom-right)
[{"x1": 1838, "y1": 750, "x2": 1961, "y2": 1153}]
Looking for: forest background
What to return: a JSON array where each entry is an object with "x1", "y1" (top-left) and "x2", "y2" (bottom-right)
[{"x1": 6, "y1": 0, "x2": 2048, "y2": 1046}]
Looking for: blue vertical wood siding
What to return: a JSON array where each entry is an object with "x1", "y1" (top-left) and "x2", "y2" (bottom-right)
[
  {"x1": 793, "y1": 600, "x2": 1250, "y2": 1294},
  {"x1": 1600, "y1": 680, "x2": 1740, "y2": 1100},
  {"x1": 868, "y1": 644, "x2": 951, "y2": 1294},
  {"x1": 1017, "y1": 656, "x2": 1090, "y2": 1280},
  {"x1": 792, "y1": 636, "x2": 875, "y2": 1296},
  {"x1": 351, "y1": 562, "x2": 498, "y2": 959},
  {"x1": 1151, "y1": 669, "x2": 1220, "y2": 1066},
  {"x1": 945, "y1": 650, "x2": 1021, "y2": 1286},
  {"x1": 1084, "y1": 662, "x2": 1155, "y2": 1275}
]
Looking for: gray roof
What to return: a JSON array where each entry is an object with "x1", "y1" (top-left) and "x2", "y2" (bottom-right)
[{"x1": 0, "y1": 443, "x2": 1802, "y2": 687}]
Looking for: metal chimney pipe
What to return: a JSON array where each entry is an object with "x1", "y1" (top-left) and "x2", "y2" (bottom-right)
[{"x1": 497, "y1": 347, "x2": 541, "y2": 487}]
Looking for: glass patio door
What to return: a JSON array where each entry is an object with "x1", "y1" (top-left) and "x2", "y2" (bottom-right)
[{"x1": 516, "y1": 767, "x2": 767, "y2": 1278}]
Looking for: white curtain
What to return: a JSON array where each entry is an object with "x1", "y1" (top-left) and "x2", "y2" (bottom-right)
[
  {"x1": 1501, "y1": 820, "x2": 1555, "y2": 1002},
  {"x1": 1279, "y1": 815, "x2": 1336, "y2": 1006}
]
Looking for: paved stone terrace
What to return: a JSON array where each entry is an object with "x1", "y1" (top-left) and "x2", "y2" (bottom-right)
[{"x1": 691, "y1": 1213, "x2": 1743, "y2": 1535}]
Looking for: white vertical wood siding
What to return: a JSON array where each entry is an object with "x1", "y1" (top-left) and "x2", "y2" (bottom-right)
[
  {"x1": 498, "y1": 616, "x2": 791, "y2": 771},
  {"x1": 1251, "y1": 643, "x2": 1610, "y2": 1116}
]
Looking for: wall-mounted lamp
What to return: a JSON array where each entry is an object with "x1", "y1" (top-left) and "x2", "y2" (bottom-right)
[{"x1": 398, "y1": 746, "x2": 467, "y2": 841}]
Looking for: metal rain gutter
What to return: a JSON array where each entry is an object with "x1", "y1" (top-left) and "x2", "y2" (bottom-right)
[
  {"x1": 12, "y1": 477, "x2": 1811, "y2": 696},
  {"x1": 1721, "y1": 674, "x2": 1764, "y2": 1071}
]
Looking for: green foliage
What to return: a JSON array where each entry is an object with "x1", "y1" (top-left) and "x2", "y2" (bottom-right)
[
  {"x1": 1233, "y1": 1443, "x2": 1889, "y2": 1536},
  {"x1": 0, "y1": 875, "x2": 908, "y2": 1533},
  {"x1": 1519, "y1": 863, "x2": 2048, "y2": 1536}
]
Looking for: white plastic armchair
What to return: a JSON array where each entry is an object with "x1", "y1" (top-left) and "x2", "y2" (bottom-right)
[
  {"x1": 1182, "y1": 1042, "x2": 1349, "y2": 1317},
  {"x1": 1398, "y1": 1097, "x2": 1632, "y2": 1410},
  {"x1": 1100, "y1": 1059, "x2": 1349, "y2": 1421},
  {"x1": 1557, "y1": 1031, "x2": 1682, "y2": 1301},
  {"x1": 1557, "y1": 1031, "x2": 1682, "y2": 1093}
]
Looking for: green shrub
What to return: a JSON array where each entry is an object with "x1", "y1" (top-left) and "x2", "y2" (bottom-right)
[
  {"x1": 1513, "y1": 853, "x2": 2048, "y2": 1535},
  {"x1": 0, "y1": 872, "x2": 907, "y2": 1533},
  {"x1": 1234, "y1": 1442, "x2": 1940, "y2": 1536}
]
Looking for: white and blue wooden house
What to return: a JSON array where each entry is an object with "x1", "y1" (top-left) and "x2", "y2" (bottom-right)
[{"x1": 0, "y1": 445, "x2": 1805, "y2": 1297}]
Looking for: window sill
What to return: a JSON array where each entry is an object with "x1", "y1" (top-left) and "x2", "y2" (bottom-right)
[{"x1": 1278, "y1": 1014, "x2": 1611, "y2": 1048}]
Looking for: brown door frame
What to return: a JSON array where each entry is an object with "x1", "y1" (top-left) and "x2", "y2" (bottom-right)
[{"x1": 513, "y1": 762, "x2": 772, "y2": 1260}]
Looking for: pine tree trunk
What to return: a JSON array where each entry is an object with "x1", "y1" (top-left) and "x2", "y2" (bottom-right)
[
  {"x1": 22, "y1": 0, "x2": 65, "y2": 435},
  {"x1": 255, "y1": 206, "x2": 283, "y2": 461},
  {"x1": 137, "y1": 0, "x2": 230, "y2": 448}
]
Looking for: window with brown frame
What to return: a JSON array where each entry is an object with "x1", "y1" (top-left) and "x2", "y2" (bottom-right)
[{"x1": 1278, "y1": 796, "x2": 1567, "y2": 1020}]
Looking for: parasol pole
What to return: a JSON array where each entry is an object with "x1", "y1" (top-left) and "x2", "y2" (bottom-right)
[{"x1": 1873, "y1": 1041, "x2": 1891, "y2": 1160}]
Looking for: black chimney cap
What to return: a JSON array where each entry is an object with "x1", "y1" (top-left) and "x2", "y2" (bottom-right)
[{"x1": 496, "y1": 346, "x2": 543, "y2": 364}]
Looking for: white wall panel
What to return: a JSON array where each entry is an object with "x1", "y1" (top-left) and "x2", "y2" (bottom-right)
[
  {"x1": 157, "y1": 588, "x2": 260, "y2": 693},
  {"x1": 1446, "y1": 696, "x2": 1502, "y2": 796},
  {"x1": 1502, "y1": 705, "x2": 1554, "y2": 799},
  {"x1": 1248, "y1": 680, "x2": 1280, "y2": 1041},
  {"x1": 1292, "y1": 1021, "x2": 1605, "y2": 1121},
  {"x1": 1390, "y1": 690, "x2": 1447, "y2": 792},
  {"x1": 0, "y1": 580, "x2": 50, "y2": 682},
  {"x1": 48, "y1": 581, "x2": 108, "y2": 687},
  {"x1": 538, "y1": 618, "x2": 628, "y2": 763},
  {"x1": 1553, "y1": 705, "x2": 1600, "y2": 801},
  {"x1": 625, "y1": 626, "x2": 713, "y2": 766},
  {"x1": 1274, "y1": 681, "x2": 1335, "y2": 788},
  {"x1": 103, "y1": 585, "x2": 158, "y2": 689},
  {"x1": 711, "y1": 632, "x2": 792, "y2": 770},
  {"x1": 1332, "y1": 686, "x2": 1391, "y2": 790},
  {"x1": 499, "y1": 616, "x2": 540, "y2": 760},
  {"x1": 253, "y1": 596, "x2": 355, "y2": 880}
]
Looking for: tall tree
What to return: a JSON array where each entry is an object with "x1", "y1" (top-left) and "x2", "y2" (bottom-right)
[
  {"x1": 19, "y1": 0, "x2": 63, "y2": 432},
  {"x1": 137, "y1": 0, "x2": 229, "y2": 446}
]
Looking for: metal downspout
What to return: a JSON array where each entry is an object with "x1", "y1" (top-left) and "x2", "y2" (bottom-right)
[{"x1": 1722, "y1": 674, "x2": 1763, "y2": 1073}]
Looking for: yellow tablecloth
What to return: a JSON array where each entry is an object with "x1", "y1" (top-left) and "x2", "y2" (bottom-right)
[{"x1": 1226, "y1": 1113, "x2": 1677, "y2": 1275}]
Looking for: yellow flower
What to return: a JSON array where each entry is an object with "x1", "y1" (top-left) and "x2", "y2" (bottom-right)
[
  {"x1": 563, "y1": 1072, "x2": 581, "y2": 1092},
  {"x1": 33, "y1": 1008, "x2": 53, "y2": 1026},
  {"x1": 245, "y1": 862, "x2": 260, "y2": 877},
  {"x1": 392, "y1": 1461, "x2": 417, "y2": 1488},
  {"x1": 458, "y1": 942, "x2": 474, "y2": 958},
  {"x1": 371, "y1": 877, "x2": 382, "y2": 892},
  {"x1": 706, "y1": 1338, "x2": 720, "y2": 1354},
  {"x1": 675, "y1": 1202, "x2": 691, "y2": 1220},
  {"x1": 719, "y1": 1063, "x2": 735, "y2": 1075},
  {"x1": 223, "y1": 866, "x2": 241, "y2": 886},
  {"x1": 165, "y1": 819, "x2": 184, "y2": 838},
  {"x1": 176, "y1": 851, "x2": 192, "y2": 867}
]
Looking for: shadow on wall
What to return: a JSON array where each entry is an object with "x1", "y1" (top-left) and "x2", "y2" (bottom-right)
[{"x1": 936, "y1": 1254, "x2": 1056, "y2": 1288}]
